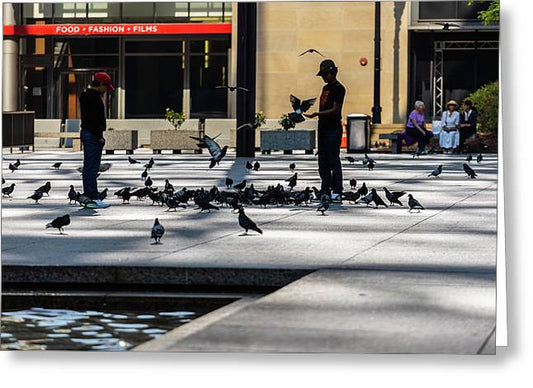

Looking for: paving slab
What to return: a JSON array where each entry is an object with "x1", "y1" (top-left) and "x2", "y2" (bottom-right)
[{"x1": 139, "y1": 269, "x2": 496, "y2": 354}]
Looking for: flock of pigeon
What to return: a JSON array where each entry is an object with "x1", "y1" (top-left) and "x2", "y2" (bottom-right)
[{"x1": 1, "y1": 146, "x2": 485, "y2": 245}]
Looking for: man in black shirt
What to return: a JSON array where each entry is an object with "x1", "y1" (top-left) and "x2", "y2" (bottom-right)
[
  {"x1": 79, "y1": 72, "x2": 114, "y2": 209},
  {"x1": 459, "y1": 99, "x2": 478, "y2": 152},
  {"x1": 305, "y1": 59, "x2": 346, "y2": 201}
]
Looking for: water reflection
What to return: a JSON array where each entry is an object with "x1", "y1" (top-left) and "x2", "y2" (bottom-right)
[{"x1": 1, "y1": 307, "x2": 201, "y2": 351}]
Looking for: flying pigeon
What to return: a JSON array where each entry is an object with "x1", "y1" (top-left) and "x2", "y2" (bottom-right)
[
  {"x1": 428, "y1": 165, "x2": 443, "y2": 178},
  {"x1": 151, "y1": 218, "x2": 165, "y2": 244},
  {"x1": 298, "y1": 48, "x2": 325, "y2": 57},
  {"x1": 52, "y1": 162, "x2": 62, "y2": 169},
  {"x1": 463, "y1": 163, "x2": 477, "y2": 179},
  {"x1": 288, "y1": 95, "x2": 316, "y2": 124},
  {"x1": 215, "y1": 85, "x2": 249, "y2": 92},
  {"x1": 408, "y1": 194, "x2": 425, "y2": 213},
  {"x1": 190, "y1": 135, "x2": 228, "y2": 169},
  {"x1": 2, "y1": 183, "x2": 15, "y2": 197},
  {"x1": 238, "y1": 207, "x2": 263, "y2": 235},
  {"x1": 225, "y1": 177, "x2": 234, "y2": 188},
  {"x1": 46, "y1": 214, "x2": 70, "y2": 234}
]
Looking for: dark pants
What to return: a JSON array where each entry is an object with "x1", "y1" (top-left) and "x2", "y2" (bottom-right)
[
  {"x1": 81, "y1": 129, "x2": 103, "y2": 200},
  {"x1": 318, "y1": 127, "x2": 343, "y2": 195},
  {"x1": 459, "y1": 126, "x2": 476, "y2": 148},
  {"x1": 406, "y1": 126, "x2": 433, "y2": 151}
]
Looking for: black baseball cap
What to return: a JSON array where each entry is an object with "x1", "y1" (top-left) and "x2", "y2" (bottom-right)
[{"x1": 316, "y1": 59, "x2": 337, "y2": 76}]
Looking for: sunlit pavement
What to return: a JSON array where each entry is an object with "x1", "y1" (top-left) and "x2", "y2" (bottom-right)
[{"x1": 2, "y1": 149, "x2": 498, "y2": 353}]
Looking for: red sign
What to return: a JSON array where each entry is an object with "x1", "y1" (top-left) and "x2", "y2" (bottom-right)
[{"x1": 3, "y1": 23, "x2": 232, "y2": 36}]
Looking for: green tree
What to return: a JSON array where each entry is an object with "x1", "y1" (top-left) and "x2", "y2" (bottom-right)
[{"x1": 468, "y1": 0, "x2": 500, "y2": 26}]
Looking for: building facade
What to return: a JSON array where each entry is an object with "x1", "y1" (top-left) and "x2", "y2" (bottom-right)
[{"x1": 3, "y1": 1, "x2": 499, "y2": 126}]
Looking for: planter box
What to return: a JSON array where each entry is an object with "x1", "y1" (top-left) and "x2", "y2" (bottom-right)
[
  {"x1": 260, "y1": 129, "x2": 316, "y2": 154},
  {"x1": 103, "y1": 130, "x2": 138, "y2": 154},
  {"x1": 150, "y1": 130, "x2": 202, "y2": 154}
]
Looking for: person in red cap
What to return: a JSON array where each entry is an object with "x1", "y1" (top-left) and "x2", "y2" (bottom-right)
[
  {"x1": 304, "y1": 59, "x2": 346, "y2": 202},
  {"x1": 78, "y1": 72, "x2": 114, "y2": 209}
]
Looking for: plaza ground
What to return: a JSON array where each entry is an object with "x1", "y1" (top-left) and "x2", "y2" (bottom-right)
[{"x1": 1, "y1": 149, "x2": 497, "y2": 353}]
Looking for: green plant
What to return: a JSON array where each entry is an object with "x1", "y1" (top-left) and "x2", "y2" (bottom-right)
[
  {"x1": 466, "y1": 81, "x2": 499, "y2": 133},
  {"x1": 255, "y1": 110, "x2": 266, "y2": 126},
  {"x1": 165, "y1": 108, "x2": 186, "y2": 130},
  {"x1": 468, "y1": 0, "x2": 499, "y2": 26},
  {"x1": 279, "y1": 114, "x2": 295, "y2": 131}
]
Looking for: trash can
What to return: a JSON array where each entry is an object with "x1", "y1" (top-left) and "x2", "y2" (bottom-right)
[{"x1": 346, "y1": 114, "x2": 370, "y2": 153}]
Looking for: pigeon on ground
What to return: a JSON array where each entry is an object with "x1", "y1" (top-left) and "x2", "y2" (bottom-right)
[
  {"x1": 345, "y1": 156, "x2": 355, "y2": 164},
  {"x1": 370, "y1": 188, "x2": 388, "y2": 208},
  {"x1": 289, "y1": 163, "x2": 296, "y2": 172},
  {"x1": 238, "y1": 207, "x2": 263, "y2": 234},
  {"x1": 234, "y1": 179, "x2": 247, "y2": 191},
  {"x1": 190, "y1": 135, "x2": 228, "y2": 169},
  {"x1": 144, "y1": 158, "x2": 155, "y2": 169},
  {"x1": 13, "y1": 159, "x2": 21, "y2": 168},
  {"x1": 2, "y1": 177, "x2": 4, "y2": 184},
  {"x1": 357, "y1": 190, "x2": 374, "y2": 207},
  {"x1": 68, "y1": 185, "x2": 77, "y2": 204},
  {"x1": 151, "y1": 218, "x2": 165, "y2": 244},
  {"x1": 46, "y1": 214, "x2": 70, "y2": 234},
  {"x1": 8, "y1": 163, "x2": 18, "y2": 173},
  {"x1": 128, "y1": 156, "x2": 140, "y2": 165},
  {"x1": 2, "y1": 183, "x2": 15, "y2": 197},
  {"x1": 131, "y1": 187, "x2": 151, "y2": 200},
  {"x1": 408, "y1": 194, "x2": 425, "y2": 213},
  {"x1": 383, "y1": 187, "x2": 403, "y2": 206},
  {"x1": 165, "y1": 197, "x2": 186, "y2": 211},
  {"x1": 27, "y1": 191, "x2": 43, "y2": 204},
  {"x1": 463, "y1": 163, "x2": 477, "y2": 179},
  {"x1": 367, "y1": 160, "x2": 375, "y2": 170},
  {"x1": 357, "y1": 182, "x2": 368, "y2": 197},
  {"x1": 362, "y1": 154, "x2": 375, "y2": 166},
  {"x1": 164, "y1": 179, "x2": 174, "y2": 194},
  {"x1": 316, "y1": 194, "x2": 330, "y2": 216},
  {"x1": 99, "y1": 188, "x2": 108, "y2": 201},
  {"x1": 286, "y1": 173, "x2": 298, "y2": 190},
  {"x1": 298, "y1": 48, "x2": 325, "y2": 57},
  {"x1": 428, "y1": 165, "x2": 443, "y2": 178},
  {"x1": 215, "y1": 85, "x2": 249, "y2": 92},
  {"x1": 246, "y1": 161, "x2": 253, "y2": 170},
  {"x1": 144, "y1": 176, "x2": 153, "y2": 188},
  {"x1": 141, "y1": 168, "x2": 148, "y2": 181},
  {"x1": 349, "y1": 179, "x2": 357, "y2": 189},
  {"x1": 289, "y1": 95, "x2": 316, "y2": 124},
  {"x1": 52, "y1": 162, "x2": 62, "y2": 169},
  {"x1": 35, "y1": 181, "x2": 51, "y2": 196},
  {"x1": 466, "y1": 153, "x2": 473, "y2": 163},
  {"x1": 99, "y1": 163, "x2": 112, "y2": 173},
  {"x1": 342, "y1": 191, "x2": 360, "y2": 203},
  {"x1": 121, "y1": 187, "x2": 131, "y2": 204},
  {"x1": 225, "y1": 177, "x2": 234, "y2": 188},
  {"x1": 477, "y1": 153, "x2": 483, "y2": 163},
  {"x1": 253, "y1": 161, "x2": 261, "y2": 171}
]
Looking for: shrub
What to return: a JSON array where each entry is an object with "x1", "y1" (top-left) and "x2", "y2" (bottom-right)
[
  {"x1": 466, "y1": 81, "x2": 499, "y2": 133},
  {"x1": 279, "y1": 114, "x2": 295, "y2": 131},
  {"x1": 255, "y1": 110, "x2": 266, "y2": 127},
  {"x1": 165, "y1": 108, "x2": 186, "y2": 130}
]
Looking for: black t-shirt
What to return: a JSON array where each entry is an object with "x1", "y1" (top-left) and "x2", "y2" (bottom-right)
[
  {"x1": 80, "y1": 88, "x2": 106, "y2": 138},
  {"x1": 318, "y1": 80, "x2": 346, "y2": 130}
]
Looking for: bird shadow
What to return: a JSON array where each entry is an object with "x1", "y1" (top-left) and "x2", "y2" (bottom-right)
[
  {"x1": 74, "y1": 208, "x2": 99, "y2": 216},
  {"x1": 238, "y1": 233, "x2": 261, "y2": 237}
]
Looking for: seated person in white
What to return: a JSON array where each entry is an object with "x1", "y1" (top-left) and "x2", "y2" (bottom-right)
[{"x1": 439, "y1": 100, "x2": 460, "y2": 153}]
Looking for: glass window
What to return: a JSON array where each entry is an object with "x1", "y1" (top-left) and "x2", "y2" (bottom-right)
[
  {"x1": 22, "y1": 3, "x2": 53, "y2": 23},
  {"x1": 190, "y1": 39, "x2": 229, "y2": 54},
  {"x1": 126, "y1": 40, "x2": 184, "y2": 54},
  {"x1": 418, "y1": 1, "x2": 491, "y2": 21},
  {"x1": 54, "y1": 38, "x2": 119, "y2": 55},
  {"x1": 155, "y1": 2, "x2": 189, "y2": 22},
  {"x1": 125, "y1": 56, "x2": 184, "y2": 118},
  {"x1": 122, "y1": 2, "x2": 155, "y2": 22},
  {"x1": 88, "y1": 2, "x2": 121, "y2": 23},
  {"x1": 190, "y1": 54, "x2": 228, "y2": 118},
  {"x1": 54, "y1": 3, "x2": 87, "y2": 19},
  {"x1": 223, "y1": 2, "x2": 232, "y2": 22}
]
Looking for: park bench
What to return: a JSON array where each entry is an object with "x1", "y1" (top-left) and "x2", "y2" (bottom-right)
[
  {"x1": 34, "y1": 132, "x2": 82, "y2": 151},
  {"x1": 375, "y1": 123, "x2": 438, "y2": 154}
]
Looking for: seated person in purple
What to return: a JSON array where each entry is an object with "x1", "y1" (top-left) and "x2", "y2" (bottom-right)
[{"x1": 405, "y1": 100, "x2": 433, "y2": 154}]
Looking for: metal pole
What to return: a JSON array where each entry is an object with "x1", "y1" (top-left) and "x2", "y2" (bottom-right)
[
  {"x1": 236, "y1": 2, "x2": 257, "y2": 158},
  {"x1": 371, "y1": 1, "x2": 382, "y2": 124},
  {"x1": 2, "y1": 3, "x2": 19, "y2": 112}
]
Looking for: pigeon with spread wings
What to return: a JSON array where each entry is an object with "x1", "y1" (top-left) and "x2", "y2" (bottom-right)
[
  {"x1": 299, "y1": 48, "x2": 325, "y2": 57},
  {"x1": 288, "y1": 95, "x2": 316, "y2": 124},
  {"x1": 190, "y1": 135, "x2": 228, "y2": 169}
]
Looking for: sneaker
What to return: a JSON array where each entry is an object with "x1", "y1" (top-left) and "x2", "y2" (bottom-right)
[
  {"x1": 331, "y1": 193, "x2": 341, "y2": 202},
  {"x1": 85, "y1": 199, "x2": 110, "y2": 209}
]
